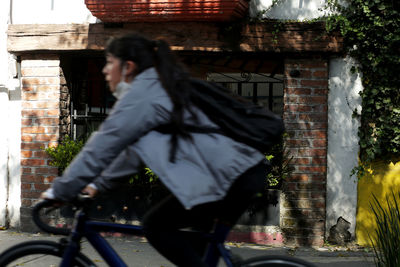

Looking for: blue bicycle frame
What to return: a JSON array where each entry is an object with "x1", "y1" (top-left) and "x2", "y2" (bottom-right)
[{"x1": 59, "y1": 209, "x2": 236, "y2": 267}]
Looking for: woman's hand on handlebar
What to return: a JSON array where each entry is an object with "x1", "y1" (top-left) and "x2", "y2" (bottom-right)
[
  {"x1": 40, "y1": 189, "x2": 64, "y2": 207},
  {"x1": 81, "y1": 184, "x2": 98, "y2": 198},
  {"x1": 39, "y1": 184, "x2": 97, "y2": 206},
  {"x1": 40, "y1": 191, "x2": 53, "y2": 200}
]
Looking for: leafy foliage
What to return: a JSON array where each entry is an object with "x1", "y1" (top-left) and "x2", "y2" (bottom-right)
[
  {"x1": 128, "y1": 167, "x2": 166, "y2": 204},
  {"x1": 44, "y1": 136, "x2": 159, "y2": 185},
  {"x1": 130, "y1": 167, "x2": 159, "y2": 190},
  {"x1": 44, "y1": 136, "x2": 165, "y2": 202},
  {"x1": 245, "y1": 137, "x2": 293, "y2": 216},
  {"x1": 325, "y1": 0, "x2": 400, "y2": 170},
  {"x1": 45, "y1": 135, "x2": 290, "y2": 193},
  {"x1": 370, "y1": 192, "x2": 400, "y2": 266},
  {"x1": 129, "y1": 136, "x2": 292, "y2": 193},
  {"x1": 44, "y1": 136, "x2": 84, "y2": 173},
  {"x1": 265, "y1": 134, "x2": 293, "y2": 188}
]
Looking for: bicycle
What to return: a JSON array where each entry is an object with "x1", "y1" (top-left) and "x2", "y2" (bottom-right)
[{"x1": 0, "y1": 196, "x2": 316, "y2": 267}]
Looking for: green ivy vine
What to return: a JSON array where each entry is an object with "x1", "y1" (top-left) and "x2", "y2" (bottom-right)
[{"x1": 325, "y1": 0, "x2": 400, "y2": 172}]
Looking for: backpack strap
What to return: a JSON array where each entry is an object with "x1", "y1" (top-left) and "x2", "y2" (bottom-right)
[
  {"x1": 155, "y1": 124, "x2": 223, "y2": 135},
  {"x1": 182, "y1": 124, "x2": 223, "y2": 135}
]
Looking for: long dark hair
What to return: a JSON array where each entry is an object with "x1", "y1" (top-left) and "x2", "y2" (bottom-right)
[{"x1": 106, "y1": 33, "x2": 196, "y2": 161}]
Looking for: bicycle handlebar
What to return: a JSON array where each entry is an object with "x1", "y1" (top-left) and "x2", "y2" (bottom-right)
[
  {"x1": 32, "y1": 199, "x2": 71, "y2": 236},
  {"x1": 32, "y1": 195, "x2": 92, "y2": 236}
]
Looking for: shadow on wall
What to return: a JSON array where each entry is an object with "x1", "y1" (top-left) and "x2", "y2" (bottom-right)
[
  {"x1": 281, "y1": 188, "x2": 326, "y2": 247},
  {"x1": 356, "y1": 159, "x2": 400, "y2": 246}
]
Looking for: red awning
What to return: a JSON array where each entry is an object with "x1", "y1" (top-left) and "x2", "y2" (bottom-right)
[{"x1": 85, "y1": 0, "x2": 249, "y2": 22}]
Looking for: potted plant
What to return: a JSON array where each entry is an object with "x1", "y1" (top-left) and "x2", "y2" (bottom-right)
[{"x1": 237, "y1": 135, "x2": 293, "y2": 226}]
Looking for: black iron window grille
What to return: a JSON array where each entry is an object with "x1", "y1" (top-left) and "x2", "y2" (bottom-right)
[{"x1": 207, "y1": 72, "x2": 284, "y2": 115}]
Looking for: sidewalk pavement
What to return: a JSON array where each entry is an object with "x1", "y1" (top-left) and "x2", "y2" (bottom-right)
[{"x1": 0, "y1": 230, "x2": 376, "y2": 267}]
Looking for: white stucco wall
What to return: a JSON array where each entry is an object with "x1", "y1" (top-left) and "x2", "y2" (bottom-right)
[
  {"x1": 250, "y1": 0, "x2": 327, "y2": 20},
  {"x1": 327, "y1": 57, "x2": 362, "y2": 236},
  {"x1": 0, "y1": 89, "x2": 9, "y2": 227},
  {"x1": 0, "y1": 1, "x2": 10, "y2": 85},
  {"x1": 1, "y1": 0, "x2": 22, "y2": 228},
  {"x1": 10, "y1": 0, "x2": 96, "y2": 24},
  {"x1": 0, "y1": 71, "x2": 19, "y2": 228},
  {"x1": 0, "y1": 0, "x2": 11, "y2": 227},
  {"x1": 7, "y1": 73, "x2": 21, "y2": 228}
]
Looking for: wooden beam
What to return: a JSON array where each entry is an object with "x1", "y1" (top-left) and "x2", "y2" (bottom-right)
[{"x1": 7, "y1": 21, "x2": 343, "y2": 54}]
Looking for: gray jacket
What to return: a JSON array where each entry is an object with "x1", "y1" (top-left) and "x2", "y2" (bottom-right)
[{"x1": 52, "y1": 68, "x2": 264, "y2": 209}]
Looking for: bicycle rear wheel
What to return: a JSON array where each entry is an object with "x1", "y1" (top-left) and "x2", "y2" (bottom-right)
[
  {"x1": 0, "y1": 240, "x2": 95, "y2": 267},
  {"x1": 241, "y1": 255, "x2": 316, "y2": 267}
]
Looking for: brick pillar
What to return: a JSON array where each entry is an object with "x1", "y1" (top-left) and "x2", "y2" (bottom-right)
[
  {"x1": 282, "y1": 57, "x2": 328, "y2": 246},
  {"x1": 20, "y1": 55, "x2": 62, "y2": 231}
]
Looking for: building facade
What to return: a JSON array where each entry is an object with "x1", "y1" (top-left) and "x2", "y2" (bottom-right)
[{"x1": 0, "y1": 0, "x2": 362, "y2": 246}]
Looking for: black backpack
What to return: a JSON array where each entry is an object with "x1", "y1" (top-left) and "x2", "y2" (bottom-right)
[{"x1": 186, "y1": 78, "x2": 285, "y2": 153}]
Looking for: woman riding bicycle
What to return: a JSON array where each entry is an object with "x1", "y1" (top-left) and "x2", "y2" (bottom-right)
[{"x1": 42, "y1": 33, "x2": 269, "y2": 267}]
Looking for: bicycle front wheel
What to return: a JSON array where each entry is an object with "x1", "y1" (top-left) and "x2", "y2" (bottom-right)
[
  {"x1": 241, "y1": 255, "x2": 316, "y2": 267},
  {"x1": 0, "y1": 240, "x2": 95, "y2": 267}
]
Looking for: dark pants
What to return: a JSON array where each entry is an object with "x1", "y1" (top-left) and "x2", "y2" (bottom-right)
[{"x1": 142, "y1": 161, "x2": 267, "y2": 267}]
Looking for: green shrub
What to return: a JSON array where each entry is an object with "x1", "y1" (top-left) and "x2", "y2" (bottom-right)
[
  {"x1": 44, "y1": 136, "x2": 159, "y2": 189},
  {"x1": 370, "y1": 192, "x2": 400, "y2": 267},
  {"x1": 265, "y1": 134, "x2": 293, "y2": 188},
  {"x1": 128, "y1": 167, "x2": 165, "y2": 203},
  {"x1": 44, "y1": 136, "x2": 84, "y2": 174},
  {"x1": 129, "y1": 167, "x2": 159, "y2": 188},
  {"x1": 44, "y1": 135, "x2": 291, "y2": 200},
  {"x1": 245, "y1": 135, "x2": 293, "y2": 216}
]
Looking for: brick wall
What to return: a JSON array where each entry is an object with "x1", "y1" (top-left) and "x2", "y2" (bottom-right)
[
  {"x1": 19, "y1": 55, "x2": 62, "y2": 231},
  {"x1": 281, "y1": 57, "x2": 328, "y2": 246}
]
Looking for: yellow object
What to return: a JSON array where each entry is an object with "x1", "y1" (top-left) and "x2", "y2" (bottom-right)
[{"x1": 356, "y1": 159, "x2": 400, "y2": 245}]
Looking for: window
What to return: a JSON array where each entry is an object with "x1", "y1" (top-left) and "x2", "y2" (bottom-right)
[
  {"x1": 207, "y1": 72, "x2": 284, "y2": 115},
  {"x1": 62, "y1": 56, "x2": 114, "y2": 140}
]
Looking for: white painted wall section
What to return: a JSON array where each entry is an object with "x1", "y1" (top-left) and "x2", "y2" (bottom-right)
[
  {"x1": 11, "y1": 0, "x2": 96, "y2": 24},
  {"x1": 0, "y1": 90, "x2": 9, "y2": 227},
  {"x1": 250, "y1": 0, "x2": 327, "y2": 20},
  {"x1": 0, "y1": 0, "x2": 10, "y2": 85},
  {"x1": 1, "y1": 0, "x2": 21, "y2": 228},
  {"x1": 7, "y1": 76, "x2": 21, "y2": 228},
  {"x1": 327, "y1": 57, "x2": 362, "y2": 237},
  {"x1": 0, "y1": 0, "x2": 11, "y2": 228}
]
